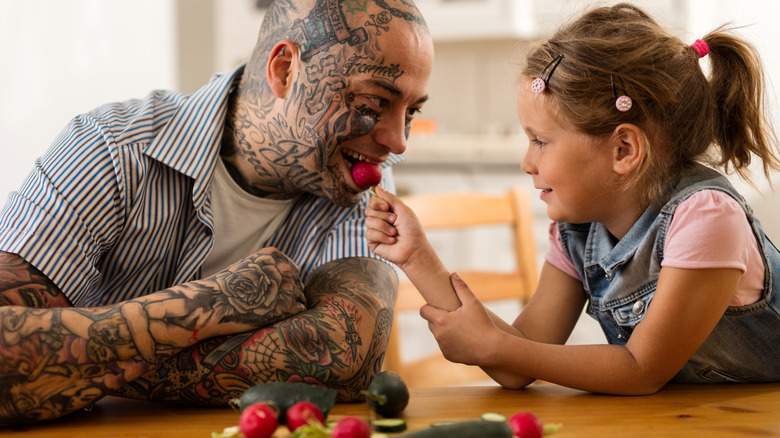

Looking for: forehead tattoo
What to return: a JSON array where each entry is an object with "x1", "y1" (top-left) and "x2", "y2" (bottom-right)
[
  {"x1": 295, "y1": 0, "x2": 424, "y2": 62},
  {"x1": 295, "y1": 0, "x2": 369, "y2": 62}
]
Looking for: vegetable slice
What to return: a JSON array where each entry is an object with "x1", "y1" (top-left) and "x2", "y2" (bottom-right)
[
  {"x1": 371, "y1": 418, "x2": 407, "y2": 433},
  {"x1": 480, "y1": 412, "x2": 508, "y2": 422}
]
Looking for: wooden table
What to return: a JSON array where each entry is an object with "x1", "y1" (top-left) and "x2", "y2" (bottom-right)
[{"x1": 5, "y1": 383, "x2": 780, "y2": 437}]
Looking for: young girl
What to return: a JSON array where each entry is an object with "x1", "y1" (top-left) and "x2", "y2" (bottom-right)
[{"x1": 366, "y1": 3, "x2": 780, "y2": 395}]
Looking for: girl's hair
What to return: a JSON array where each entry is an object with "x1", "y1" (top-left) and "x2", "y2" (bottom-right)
[{"x1": 522, "y1": 2, "x2": 780, "y2": 206}]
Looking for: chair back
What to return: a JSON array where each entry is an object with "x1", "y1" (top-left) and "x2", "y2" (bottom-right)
[{"x1": 382, "y1": 186, "x2": 539, "y2": 387}]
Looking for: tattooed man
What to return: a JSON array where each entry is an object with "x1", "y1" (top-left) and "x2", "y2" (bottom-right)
[{"x1": 0, "y1": 0, "x2": 433, "y2": 426}]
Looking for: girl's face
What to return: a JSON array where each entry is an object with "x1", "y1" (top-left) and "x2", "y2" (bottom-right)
[{"x1": 517, "y1": 84, "x2": 619, "y2": 226}]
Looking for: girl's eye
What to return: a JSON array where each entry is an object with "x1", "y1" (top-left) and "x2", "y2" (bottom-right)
[{"x1": 532, "y1": 137, "x2": 547, "y2": 147}]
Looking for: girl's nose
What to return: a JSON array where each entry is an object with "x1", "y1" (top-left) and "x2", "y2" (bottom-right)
[{"x1": 521, "y1": 148, "x2": 537, "y2": 175}]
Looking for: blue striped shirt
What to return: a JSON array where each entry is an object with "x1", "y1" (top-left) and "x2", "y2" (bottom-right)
[{"x1": 0, "y1": 65, "x2": 402, "y2": 307}]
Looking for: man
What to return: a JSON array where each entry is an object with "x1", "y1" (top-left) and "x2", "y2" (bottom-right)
[{"x1": 0, "y1": 0, "x2": 433, "y2": 425}]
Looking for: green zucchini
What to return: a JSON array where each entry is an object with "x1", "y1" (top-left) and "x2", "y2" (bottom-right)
[
  {"x1": 362, "y1": 371, "x2": 410, "y2": 418},
  {"x1": 399, "y1": 420, "x2": 514, "y2": 438},
  {"x1": 230, "y1": 382, "x2": 337, "y2": 424}
]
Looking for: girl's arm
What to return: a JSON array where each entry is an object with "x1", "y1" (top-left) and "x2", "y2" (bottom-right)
[
  {"x1": 365, "y1": 186, "x2": 461, "y2": 311},
  {"x1": 481, "y1": 262, "x2": 587, "y2": 387},
  {"x1": 420, "y1": 262, "x2": 586, "y2": 388},
  {"x1": 423, "y1": 264, "x2": 740, "y2": 395}
]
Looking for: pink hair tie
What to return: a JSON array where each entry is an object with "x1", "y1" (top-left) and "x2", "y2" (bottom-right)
[{"x1": 691, "y1": 39, "x2": 709, "y2": 58}]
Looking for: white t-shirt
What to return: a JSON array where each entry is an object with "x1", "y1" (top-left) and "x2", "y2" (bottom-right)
[
  {"x1": 545, "y1": 190, "x2": 763, "y2": 306},
  {"x1": 201, "y1": 158, "x2": 296, "y2": 278}
]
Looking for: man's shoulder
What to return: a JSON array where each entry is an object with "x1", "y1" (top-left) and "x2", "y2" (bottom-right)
[{"x1": 83, "y1": 90, "x2": 188, "y2": 142}]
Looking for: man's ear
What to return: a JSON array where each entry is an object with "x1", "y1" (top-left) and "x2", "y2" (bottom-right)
[
  {"x1": 267, "y1": 40, "x2": 298, "y2": 99},
  {"x1": 611, "y1": 123, "x2": 645, "y2": 176}
]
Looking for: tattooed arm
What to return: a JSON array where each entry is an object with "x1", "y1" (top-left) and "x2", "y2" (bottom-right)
[
  {"x1": 112, "y1": 257, "x2": 398, "y2": 405},
  {"x1": 0, "y1": 249, "x2": 306, "y2": 426}
]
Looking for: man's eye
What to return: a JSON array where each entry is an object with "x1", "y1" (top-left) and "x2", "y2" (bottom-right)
[
  {"x1": 406, "y1": 107, "x2": 422, "y2": 121},
  {"x1": 367, "y1": 96, "x2": 389, "y2": 110}
]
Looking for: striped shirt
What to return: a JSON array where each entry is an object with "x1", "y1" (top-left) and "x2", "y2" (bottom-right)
[{"x1": 0, "y1": 65, "x2": 402, "y2": 307}]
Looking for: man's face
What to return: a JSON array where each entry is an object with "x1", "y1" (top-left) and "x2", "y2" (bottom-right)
[{"x1": 286, "y1": 4, "x2": 434, "y2": 207}]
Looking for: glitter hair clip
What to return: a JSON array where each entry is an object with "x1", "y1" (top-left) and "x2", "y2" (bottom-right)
[
  {"x1": 611, "y1": 75, "x2": 632, "y2": 112},
  {"x1": 531, "y1": 53, "x2": 564, "y2": 94}
]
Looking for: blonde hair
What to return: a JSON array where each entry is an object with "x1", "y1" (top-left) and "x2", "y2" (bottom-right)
[{"x1": 522, "y1": 3, "x2": 780, "y2": 205}]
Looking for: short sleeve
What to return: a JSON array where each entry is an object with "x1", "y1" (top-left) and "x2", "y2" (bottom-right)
[
  {"x1": 663, "y1": 190, "x2": 752, "y2": 271},
  {"x1": 663, "y1": 190, "x2": 764, "y2": 306},
  {"x1": 544, "y1": 221, "x2": 581, "y2": 280}
]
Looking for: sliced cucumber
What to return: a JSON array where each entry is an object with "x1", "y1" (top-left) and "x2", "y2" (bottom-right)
[
  {"x1": 372, "y1": 418, "x2": 408, "y2": 433},
  {"x1": 480, "y1": 412, "x2": 508, "y2": 422}
]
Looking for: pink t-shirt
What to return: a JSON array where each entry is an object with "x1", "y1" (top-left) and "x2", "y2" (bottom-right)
[{"x1": 545, "y1": 190, "x2": 764, "y2": 306}]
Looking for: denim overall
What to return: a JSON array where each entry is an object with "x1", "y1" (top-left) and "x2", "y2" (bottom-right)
[{"x1": 558, "y1": 165, "x2": 780, "y2": 383}]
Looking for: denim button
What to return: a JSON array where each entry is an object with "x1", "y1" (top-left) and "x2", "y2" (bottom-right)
[
  {"x1": 617, "y1": 333, "x2": 626, "y2": 340},
  {"x1": 605, "y1": 272, "x2": 612, "y2": 281},
  {"x1": 632, "y1": 300, "x2": 645, "y2": 315}
]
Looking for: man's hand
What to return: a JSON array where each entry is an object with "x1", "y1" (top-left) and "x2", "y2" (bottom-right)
[
  {"x1": 198, "y1": 248, "x2": 307, "y2": 336},
  {"x1": 113, "y1": 257, "x2": 399, "y2": 405}
]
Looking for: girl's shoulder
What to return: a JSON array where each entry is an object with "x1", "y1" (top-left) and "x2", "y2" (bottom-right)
[{"x1": 665, "y1": 188, "x2": 755, "y2": 270}]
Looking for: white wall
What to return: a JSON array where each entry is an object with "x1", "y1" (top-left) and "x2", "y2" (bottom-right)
[{"x1": 0, "y1": 0, "x2": 177, "y2": 200}]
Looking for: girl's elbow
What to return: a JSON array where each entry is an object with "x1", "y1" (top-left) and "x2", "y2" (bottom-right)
[{"x1": 489, "y1": 371, "x2": 533, "y2": 390}]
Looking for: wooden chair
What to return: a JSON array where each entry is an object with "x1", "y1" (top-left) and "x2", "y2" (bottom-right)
[{"x1": 382, "y1": 186, "x2": 539, "y2": 387}]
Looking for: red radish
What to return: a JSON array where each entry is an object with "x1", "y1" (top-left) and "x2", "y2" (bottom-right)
[
  {"x1": 330, "y1": 416, "x2": 370, "y2": 438},
  {"x1": 351, "y1": 161, "x2": 382, "y2": 189},
  {"x1": 239, "y1": 402, "x2": 278, "y2": 438},
  {"x1": 285, "y1": 401, "x2": 324, "y2": 431},
  {"x1": 508, "y1": 411, "x2": 544, "y2": 438}
]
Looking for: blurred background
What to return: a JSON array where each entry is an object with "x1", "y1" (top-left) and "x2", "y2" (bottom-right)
[{"x1": 1, "y1": 0, "x2": 779, "y2": 374}]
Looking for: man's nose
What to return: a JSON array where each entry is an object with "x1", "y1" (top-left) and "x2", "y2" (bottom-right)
[{"x1": 373, "y1": 111, "x2": 408, "y2": 155}]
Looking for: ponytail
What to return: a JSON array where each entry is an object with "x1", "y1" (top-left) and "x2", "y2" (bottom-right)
[{"x1": 705, "y1": 28, "x2": 780, "y2": 183}]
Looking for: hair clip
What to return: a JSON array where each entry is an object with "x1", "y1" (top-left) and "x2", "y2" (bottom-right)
[
  {"x1": 611, "y1": 75, "x2": 632, "y2": 112},
  {"x1": 531, "y1": 53, "x2": 564, "y2": 94}
]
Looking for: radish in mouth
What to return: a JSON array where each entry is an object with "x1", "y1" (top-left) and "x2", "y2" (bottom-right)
[{"x1": 351, "y1": 161, "x2": 382, "y2": 189}]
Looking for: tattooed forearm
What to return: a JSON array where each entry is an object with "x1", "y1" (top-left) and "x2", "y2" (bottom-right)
[
  {"x1": 112, "y1": 257, "x2": 399, "y2": 405},
  {"x1": 0, "y1": 248, "x2": 305, "y2": 425},
  {"x1": 0, "y1": 252, "x2": 70, "y2": 308}
]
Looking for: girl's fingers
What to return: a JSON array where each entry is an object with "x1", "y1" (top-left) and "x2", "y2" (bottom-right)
[
  {"x1": 366, "y1": 228, "x2": 397, "y2": 245},
  {"x1": 368, "y1": 193, "x2": 390, "y2": 211},
  {"x1": 365, "y1": 218, "x2": 397, "y2": 239},
  {"x1": 450, "y1": 273, "x2": 477, "y2": 305}
]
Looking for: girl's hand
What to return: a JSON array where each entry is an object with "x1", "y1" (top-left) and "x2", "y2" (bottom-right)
[
  {"x1": 420, "y1": 273, "x2": 503, "y2": 366},
  {"x1": 364, "y1": 186, "x2": 427, "y2": 268}
]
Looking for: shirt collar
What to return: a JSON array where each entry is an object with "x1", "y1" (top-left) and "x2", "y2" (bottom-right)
[{"x1": 145, "y1": 64, "x2": 245, "y2": 210}]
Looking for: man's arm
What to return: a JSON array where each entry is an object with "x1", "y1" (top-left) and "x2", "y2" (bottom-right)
[
  {"x1": 0, "y1": 249, "x2": 306, "y2": 426},
  {"x1": 0, "y1": 252, "x2": 71, "y2": 308},
  {"x1": 112, "y1": 257, "x2": 399, "y2": 404}
]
